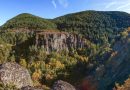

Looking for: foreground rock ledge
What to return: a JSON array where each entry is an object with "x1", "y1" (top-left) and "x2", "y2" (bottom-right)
[
  {"x1": 0, "y1": 62, "x2": 33, "y2": 88},
  {"x1": 52, "y1": 80, "x2": 76, "y2": 90}
]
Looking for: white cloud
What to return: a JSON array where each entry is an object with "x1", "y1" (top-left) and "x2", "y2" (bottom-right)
[
  {"x1": 116, "y1": 3, "x2": 130, "y2": 10},
  {"x1": 105, "y1": 2, "x2": 117, "y2": 9},
  {"x1": 51, "y1": 0, "x2": 69, "y2": 8},
  {"x1": 58, "y1": 0, "x2": 69, "y2": 8},
  {"x1": 104, "y1": 0, "x2": 130, "y2": 12},
  {"x1": 52, "y1": 0, "x2": 57, "y2": 8}
]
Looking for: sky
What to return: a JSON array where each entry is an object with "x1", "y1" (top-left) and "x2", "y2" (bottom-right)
[{"x1": 0, "y1": 0, "x2": 130, "y2": 25}]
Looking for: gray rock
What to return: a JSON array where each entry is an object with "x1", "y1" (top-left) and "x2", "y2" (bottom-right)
[
  {"x1": 52, "y1": 80, "x2": 76, "y2": 90},
  {"x1": 95, "y1": 34, "x2": 130, "y2": 90},
  {"x1": 35, "y1": 31, "x2": 86, "y2": 53},
  {"x1": 0, "y1": 62, "x2": 33, "y2": 88},
  {"x1": 21, "y1": 86, "x2": 35, "y2": 90}
]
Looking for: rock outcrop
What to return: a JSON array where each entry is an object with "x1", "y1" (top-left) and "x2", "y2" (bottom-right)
[
  {"x1": 95, "y1": 33, "x2": 130, "y2": 90},
  {"x1": 35, "y1": 31, "x2": 86, "y2": 53},
  {"x1": 52, "y1": 80, "x2": 76, "y2": 90},
  {"x1": 0, "y1": 62, "x2": 33, "y2": 88}
]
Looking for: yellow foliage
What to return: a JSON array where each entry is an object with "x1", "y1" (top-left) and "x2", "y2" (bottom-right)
[
  {"x1": 55, "y1": 61, "x2": 65, "y2": 69},
  {"x1": 120, "y1": 29, "x2": 129, "y2": 39},
  {"x1": 77, "y1": 55, "x2": 88, "y2": 62},
  {"x1": 34, "y1": 61, "x2": 41, "y2": 68},
  {"x1": 48, "y1": 60, "x2": 64, "y2": 69},
  {"x1": 127, "y1": 27, "x2": 130, "y2": 32},
  {"x1": 32, "y1": 69, "x2": 42, "y2": 81},
  {"x1": 80, "y1": 56, "x2": 84, "y2": 61},
  {"x1": 84, "y1": 57, "x2": 89, "y2": 62},
  {"x1": 115, "y1": 77, "x2": 130, "y2": 90},
  {"x1": 45, "y1": 74, "x2": 54, "y2": 80},
  {"x1": 45, "y1": 64, "x2": 51, "y2": 68},
  {"x1": 20, "y1": 59, "x2": 27, "y2": 68}
]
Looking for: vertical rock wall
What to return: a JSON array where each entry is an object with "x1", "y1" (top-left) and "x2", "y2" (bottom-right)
[{"x1": 35, "y1": 31, "x2": 86, "y2": 53}]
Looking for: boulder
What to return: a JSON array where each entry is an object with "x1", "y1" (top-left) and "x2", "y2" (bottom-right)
[
  {"x1": 52, "y1": 80, "x2": 76, "y2": 90},
  {"x1": 0, "y1": 62, "x2": 33, "y2": 88}
]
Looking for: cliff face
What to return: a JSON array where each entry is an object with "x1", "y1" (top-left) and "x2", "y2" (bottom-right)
[
  {"x1": 95, "y1": 33, "x2": 130, "y2": 90},
  {"x1": 35, "y1": 31, "x2": 86, "y2": 53}
]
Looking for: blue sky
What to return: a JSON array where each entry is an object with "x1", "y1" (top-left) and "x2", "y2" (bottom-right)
[{"x1": 0, "y1": 0, "x2": 130, "y2": 25}]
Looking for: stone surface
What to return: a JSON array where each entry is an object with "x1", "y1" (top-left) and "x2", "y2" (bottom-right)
[
  {"x1": 21, "y1": 86, "x2": 36, "y2": 90},
  {"x1": 52, "y1": 80, "x2": 76, "y2": 90},
  {"x1": 95, "y1": 33, "x2": 130, "y2": 90},
  {"x1": 0, "y1": 62, "x2": 33, "y2": 88},
  {"x1": 35, "y1": 31, "x2": 86, "y2": 53}
]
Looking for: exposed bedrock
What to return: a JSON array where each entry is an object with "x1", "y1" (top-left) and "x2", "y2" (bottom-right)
[{"x1": 35, "y1": 31, "x2": 86, "y2": 53}]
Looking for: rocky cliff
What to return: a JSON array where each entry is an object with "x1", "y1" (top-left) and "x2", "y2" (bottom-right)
[
  {"x1": 35, "y1": 31, "x2": 86, "y2": 53},
  {"x1": 95, "y1": 32, "x2": 130, "y2": 90}
]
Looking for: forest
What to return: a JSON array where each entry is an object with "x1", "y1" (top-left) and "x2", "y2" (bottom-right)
[{"x1": 0, "y1": 11, "x2": 130, "y2": 90}]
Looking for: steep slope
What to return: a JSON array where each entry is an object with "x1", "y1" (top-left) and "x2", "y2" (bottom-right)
[
  {"x1": 1, "y1": 13, "x2": 56, "y2": 30},
  {"x1": 1, "y1": 11, "x2": 130, "y2": 44},
  {"x1": 1, "y1": 11, "x2": 130, "y2": 90},
  {"x1": 54, "y1": 11, "x2": 130, "y2": 44},
  {"x1": 94, "y1": 30, "x2": 130, "y2": 90}
]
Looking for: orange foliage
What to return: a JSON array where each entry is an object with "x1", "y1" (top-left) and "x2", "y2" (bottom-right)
[
  {"x1": 114, "y1": 77, "x2": 130, "y2": 90},
  {"x1": 32, "y1": 69, "x2": 42, "y2": 81}
]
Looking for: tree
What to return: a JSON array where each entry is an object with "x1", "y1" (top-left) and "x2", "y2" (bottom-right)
[
  {"x1": 32, "y1": 69, "x2": 42, "y2": 86},
  {"x1": 120, "y1": 31, "x2": 128, "y2": 39},
  {"x1": 20, "y1": 59, "x2": 27, "y2": 68},
  {"x1": 114, "y1": 77, "x2": 130, "y2": 90}
]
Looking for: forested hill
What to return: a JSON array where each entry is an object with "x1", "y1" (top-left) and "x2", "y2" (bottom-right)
[
  {"x1": 55, "y1": 11, "x2": 130, "y2": 30},
  {"x1": 1, "y1": 11, "x2": 130, "y2": 90},
  {"x1": 1, "y1": 11, "x2": 130, "y2": 44},
  {"x1": 54, "y1": 11, "x2": 130, "y2": 43},
  {"x1": 1, "y1": 13, "x2": 57, "y2": 30}
]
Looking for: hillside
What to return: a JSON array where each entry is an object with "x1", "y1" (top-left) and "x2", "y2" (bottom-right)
[
  {"x1": 0, "y1": 11, "x2": 130, "y2": 90},
  {"x1": 1, "y1": 13, "x2": 56, "y2": 30},
  {"x1": 94, "y1": 29, "x2": 130, "y2": 90},
  {"x1": 54, "y1": 11, "x2": 130, "y2": 44},
  {"x1": 1, "y1": 11, "x2": 130, "y2": 44}
]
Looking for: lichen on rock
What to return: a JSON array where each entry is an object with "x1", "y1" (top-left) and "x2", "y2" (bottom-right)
[{"x1": 0, "y1": 62, "x2": 33, "y2": 89}]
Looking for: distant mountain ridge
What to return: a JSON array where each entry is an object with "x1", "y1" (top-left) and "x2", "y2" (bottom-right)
[
  {"x1": 54, "y1": 11, "x2": 130, "y2": 43},
  {"x1": 1, "y1": 11, "x2": 130, "y2": 44},
  {"x1": 2, "y1": 11, "x2": 130, "y2": 31}
]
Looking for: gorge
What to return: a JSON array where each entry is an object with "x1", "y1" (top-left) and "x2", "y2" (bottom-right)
[{"x1": 0, "y1": 11, "x2": 130, "y2": 90}]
